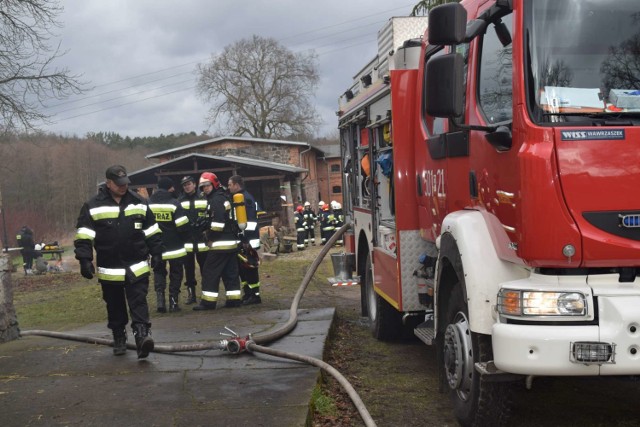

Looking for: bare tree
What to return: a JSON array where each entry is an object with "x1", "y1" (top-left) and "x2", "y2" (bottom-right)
[
  {"x1": 0, "y1": 0, "x2": 83, "y2": 133},
  {"x1": 196, "y1": 35, "x2": 320, "y2": 139},
  {"x1": 411, "y1": 0, "x2": 460, "y2": 16}
]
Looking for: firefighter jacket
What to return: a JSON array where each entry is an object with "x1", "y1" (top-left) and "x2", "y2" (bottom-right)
[
  {"x1": 149, "y1": 188, "x2": 189, "y2": 260},
  {"x1": 303, "y1": 207, "x2": 316, "y2": 228},
  {"x1": 333, "y1": 208, "x2": 344, "y2": 227},
  {"x1": 295, "y1": 211, "x2": 307, "y2": 232},
  {"x1": 17, "y1": 226, "x2": 35, "y2": 250},
  {"x1": 205, "y1": 188, "x2": 240, "y2": 253},
  {"x1": 239, "y1": 190, "x2": 260, "y2": 249},
  {"x1": 320, "y1": 210, "x2": 335, "y2": 231},
  {"x1": 74, "y1": 185, "x2": 164, "y2": 284},
  {"x1": 178, "y1": 189, "x2": 209, "y2": 253}
]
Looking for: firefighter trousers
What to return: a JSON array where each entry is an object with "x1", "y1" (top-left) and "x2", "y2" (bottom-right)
[
  {"x1": 153, "y1": 257, "x2": 184, "y2": 297},
  {"x1": 183, "y1": 250, "x2": 208, "y2": 289},
  {"x1": 239, "y1": 264, "x2": 260, "y2": 295},
  {"x1": 307, "y1": 226, "x2": 315, "y2": 244},
  {"x1": 296, "y1": 229, "x2": 306, "y2": 250},
  {"x1": 200, "y1": 251, "x2": 241, "y2": 303},
  {"x1": 101, "y1": 275, "x2": 151, "y2": 331}
]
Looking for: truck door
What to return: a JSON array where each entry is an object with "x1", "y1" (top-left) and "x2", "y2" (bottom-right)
[{"x1": 418, "y1": 46, "x2": 470, "y2": 241}]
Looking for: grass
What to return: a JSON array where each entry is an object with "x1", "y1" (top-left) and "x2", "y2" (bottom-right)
[
  {"x1": 11, "y1": 245, "x2": 341, "y2": 331},
  {"x1": 12, "y1": 273, "x2": 105, "y2": 330},
  {"x1": 310, "y1": 384, "x2": 339, "y2": 418}
]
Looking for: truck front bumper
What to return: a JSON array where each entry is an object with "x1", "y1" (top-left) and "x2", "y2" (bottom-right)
[{"x1": 493, "y1": 296, "x2": 640, "y2": 375}]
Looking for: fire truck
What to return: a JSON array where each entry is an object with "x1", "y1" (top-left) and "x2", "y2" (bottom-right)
[{"x1": 337, "y1": 0, "x2": 640, "y2": 425}]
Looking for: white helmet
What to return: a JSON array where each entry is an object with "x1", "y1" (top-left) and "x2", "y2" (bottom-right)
[
  {"x1": 35, "y1": 244, "x2": 42, "y2": 251},
  {"x1": 304, "y1": 201, "x2": 311, "y2": 207},
  {"x1": 330, "y1": 200, "x2": 339, "y2": 210},
  {"x1": 334, "y1": 202, "x2": 342, "y2": 210},
  {"x1": 318, "y1": 200, "x2": 325, "y2": 207}
]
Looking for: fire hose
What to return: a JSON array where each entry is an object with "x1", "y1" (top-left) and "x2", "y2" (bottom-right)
[{"x1": 21, "y1": 222, "x2": 376, "y2": 427}]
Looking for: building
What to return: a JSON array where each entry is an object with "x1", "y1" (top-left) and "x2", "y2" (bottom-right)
[{"x1": 127, "y1": 136, "x2": 341, "y2": 229}]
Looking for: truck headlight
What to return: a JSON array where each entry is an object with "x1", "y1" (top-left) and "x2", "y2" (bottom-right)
[{"x1": 497, "y1": 289, "x2": 587, "y2": 317}]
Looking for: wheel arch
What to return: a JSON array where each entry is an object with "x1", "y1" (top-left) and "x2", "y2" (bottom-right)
[{"x1": 436, "y1": 210, "x2": 529, "y2": 335}]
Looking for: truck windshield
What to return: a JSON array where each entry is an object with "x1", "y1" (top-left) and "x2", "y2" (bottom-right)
[{"x1": 526, "y1": 0, "x2": 640, "y2": 122}]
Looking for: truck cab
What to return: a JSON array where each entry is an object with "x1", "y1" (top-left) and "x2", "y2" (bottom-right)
[{"x1": 339, "y1": 0, "x2": 640, "y2": 425}]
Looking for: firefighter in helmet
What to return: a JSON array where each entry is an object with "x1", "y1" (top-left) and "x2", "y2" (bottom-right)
[
  {"x1": 294, "y1": 205, "x2": 306, "y2": 251},
  {"x1": 193, "y1": 172, "x2": 243, "y2": 310},
  {"x1": 320, "y1": 203, "x2": 335, "y2": 245},
  {"x1": 331, "y1": 200, "x2": 344, "y2": 246},
  {"x1": 303, "y1": 201, "x2": 317, "y2": 246}
]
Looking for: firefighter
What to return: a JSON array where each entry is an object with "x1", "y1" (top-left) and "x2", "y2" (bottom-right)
[
  {"x1": 16, "y1": 225, "x2": 35, "y2": 275},
  {"x1": 74, "y1": 165, "x2": 164, "y2": 358},
  {"x1": 294, "y1": 205, "x2": 306, "y2": 251},
  {"x1": 149, "y1": 177, "x2": 189, "y2": 313},
  {"x1": 193, "y1": 172, "x2": 243, "y2": 310},
  {"x1": 331, "y1": 201, "x2": 344, "y2": 246},
  {"x1": 178, "y1": 175, "x2": 209, "y2": 305},
  {"x1": 228, "y1": 175, "x2": 262, "y2": 305},
  {"x1": 303, "y1": 201, "x2": 317, "y2": 246},
  {"x1": 319, "y1": 203, "x2": 335, "y2": 245}
]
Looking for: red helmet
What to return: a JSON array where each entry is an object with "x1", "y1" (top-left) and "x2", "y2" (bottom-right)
[
  {"x1": 199, "y1": 172, "x2": 220, "y2": 189},
  {"x1": 322, "y1": 203, "x2": 329, "y2": 211},
  {"x1": 296, "y1": 205, "x2": 304, "y2": 213}
]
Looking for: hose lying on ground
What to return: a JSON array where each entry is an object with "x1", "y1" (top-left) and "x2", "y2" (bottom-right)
[{"x1": 21, "y1": 222, "x2": 376, "y2": 427}]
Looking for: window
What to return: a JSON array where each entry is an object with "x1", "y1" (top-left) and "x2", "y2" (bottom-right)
[
  {"x1": 331, "y1": 164, "x2": 341, "y2": 173},
  {"x1": 332, "y1": 185, "x2": 342, "y2": 194},
  {"x1": 478, "y1": 14, "x2": 513, "y2": 124}
]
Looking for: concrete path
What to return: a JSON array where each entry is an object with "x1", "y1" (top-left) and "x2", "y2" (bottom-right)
[{"x1": 0, "y1": 307, "x2": 335, "y2": 426}]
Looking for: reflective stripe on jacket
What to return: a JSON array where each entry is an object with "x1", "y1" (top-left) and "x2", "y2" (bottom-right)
[{"x1": 74, "y1": 185, "x2": 164, "y2": 284}]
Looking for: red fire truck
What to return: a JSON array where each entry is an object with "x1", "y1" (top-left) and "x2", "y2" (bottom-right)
[{"x1": 338, "y1": 0, "x2": 640, "y2": 425}]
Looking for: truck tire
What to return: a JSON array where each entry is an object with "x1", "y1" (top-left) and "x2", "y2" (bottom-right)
[
  {"x1": 365, "y1": 253, "x2": 403, "y2": 340},
  {"x1": 442, "y1": 285, "x2": 513, "y2": 426}
]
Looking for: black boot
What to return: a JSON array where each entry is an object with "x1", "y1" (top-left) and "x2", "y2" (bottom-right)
[
  {"x1": 243, "y1": 292, "x2": 262, "y2": 305},
  {"x1": 156, "y1": 291, "x2": 166, "y2": 313},
  {"x1": 169, "y1": 295, "x2": 181, "y2": 312},
  {"x1": 185, "y1": 286, "x2": 196, "y2": 305},
  {"x1": 192, "y1": 300, "x2": 216, "y2": 311},
  {"x1": 112, "y1": 328, "x2": 127, "y2": 356},
  {"x1": 224, "y1": 299, "x2": 242, "y2": 308},
  {"x1": 241, "y1": 285, "x2": 250, "y2": 302},
  {"x1": 132, "y1": 324, "x2": 154, "y2": 359}
]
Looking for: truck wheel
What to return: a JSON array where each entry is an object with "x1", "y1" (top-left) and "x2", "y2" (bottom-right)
[
  {"x1": 365, "y1": 253, "x2": 402, "y2": 340},
  {"x1": 442, "y1": 286, "x2": 513, "y2": 426}
]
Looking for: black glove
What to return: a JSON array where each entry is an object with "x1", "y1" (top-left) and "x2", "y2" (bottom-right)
[
  {"x1": 194, "y1": 215, "x2": 209, "y2": 232},
  {"x1": 79, "y1": 259, "x2": 95, "y2": 279},
  {"x1": 150, "y1": 253, "x2": 163, "y2": 269}
]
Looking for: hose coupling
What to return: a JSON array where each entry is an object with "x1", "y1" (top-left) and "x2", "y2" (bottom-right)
[
  {"x1": 219, "y1": 326, "x2": 254, "y2": 354},
  {"x1": 221, "y1": 336, "x2": 254, "y2": 354}
]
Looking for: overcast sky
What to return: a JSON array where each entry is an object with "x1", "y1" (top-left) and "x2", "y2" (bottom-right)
[{"x1": 38, "y1": 0, "x2": 419, "y2": 139}]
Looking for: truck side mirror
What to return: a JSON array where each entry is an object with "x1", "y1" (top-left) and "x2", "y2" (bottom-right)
[
  {"x1": 428, "y1": 3, "x2": 467, "y2": 45},
  {"x1": 425, "y1": 53, "x2": 464, "y2": 118}
]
